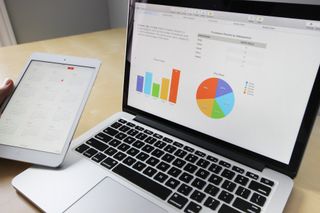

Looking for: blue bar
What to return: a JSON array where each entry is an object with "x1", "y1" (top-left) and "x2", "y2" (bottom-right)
[
  {"x1": 144, "y1": 72, "x2": 153, "y2": 95},
  {"x1": 136, "y1": 75, "x2": 144, "y2": 92}
]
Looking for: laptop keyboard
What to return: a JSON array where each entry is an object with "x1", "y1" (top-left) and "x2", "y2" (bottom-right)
[{"x1": 75, "y1": 118, "x2": 275, "y2": 213}]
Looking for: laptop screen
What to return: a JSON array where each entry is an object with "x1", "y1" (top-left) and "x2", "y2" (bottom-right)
[{"x1": 126, "y1": 2, "x2": 320, "y2": 165}]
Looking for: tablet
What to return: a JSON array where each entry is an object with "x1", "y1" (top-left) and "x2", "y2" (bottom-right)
[{"x1": 0, "y1": 52, "x2": 100, "y2": 167}]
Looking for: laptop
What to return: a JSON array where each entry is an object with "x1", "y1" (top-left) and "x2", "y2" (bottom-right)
[{"x1": 12, "y1": 0, "x2": 320, "y2": 212}]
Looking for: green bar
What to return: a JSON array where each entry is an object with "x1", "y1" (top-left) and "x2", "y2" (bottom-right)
[{"x1": 152, "y1": 83, "x2": 160, "y2": 97}]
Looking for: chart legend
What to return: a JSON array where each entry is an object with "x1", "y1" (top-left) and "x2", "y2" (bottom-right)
[
  {"x1": 136, "y1": 69, "x2": 181, "y2": 104},
  {"x1": 196, "y1": 78, "x2": 235, "y2": 119}
]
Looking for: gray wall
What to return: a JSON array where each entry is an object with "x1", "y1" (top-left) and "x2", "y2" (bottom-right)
[
  {"x1": 107, "y1": 0, "x2": 128, "y2": 28},
  {"x1": 5, "y1": 0, "x2": 110, "y2": 43}
]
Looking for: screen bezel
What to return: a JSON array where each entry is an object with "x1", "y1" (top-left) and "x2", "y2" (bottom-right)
[
  {"x1": 123, "y1": 0, "x2": 320, "y2": 178},
  {"x1": 0, "y1": 52, "x2": 100, "y2": 167}
]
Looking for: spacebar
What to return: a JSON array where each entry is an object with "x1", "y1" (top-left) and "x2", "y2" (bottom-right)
[{"x1": 113, "y1": 163, "x2": 172, "y2": 200}]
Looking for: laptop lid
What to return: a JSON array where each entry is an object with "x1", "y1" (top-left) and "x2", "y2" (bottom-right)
[{"x1": 122, "y1": 0, "x2": 320, "y2": 178}]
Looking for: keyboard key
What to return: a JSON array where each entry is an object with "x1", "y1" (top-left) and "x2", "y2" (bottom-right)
[
  {"x1": 95, "y1": 133, "x2": 112, "y2": 143},
  {"x1": 185, "y1": 154, "x2": 198, "y2": 163},
  {"x1": 127, "y1": 147, "x2": 139, "y2": 157},
  {"x1": 219, "y1": 204, "x2": 241, "y2": 213},
  {"x1": 261, "y1": 177, "x2": 274, "y2": 187},
  {"x1": 136, "y1": 152, "x2": 149, "y2": 161},
  {"x1": 144, "y1": 129, "x2": 153, "y2": 135},
  {"x1": 163, "y1": 137, "x2": 173, "y2": 143},
  {"x1": 165, "y1": 177, "x2": 180, "y2": 189},
  {"x1": 136, "y1": 132, "x2": 148, "y2": 140},
  {"x1": 168, "y1": 167, "x2": 182, "y2": 178},
  {"x1": 251, "y1": 192, "x2": 267, "y2": 207},
  {"x1": 153, "y1": 133, "x2": 163, "y2": 139},
  {"x1": 83, "y1": 148, "x2": 98, "y2": 158},
  {"x1": 145, "y1": 136, "x2": 157, "y2": 144},
  {"x1": 115, "y1": 132, "x2": 127, "y2": 140},
  {"x1": 135, "y1": 126, "x2": 144, "y2": 131},
  {"x1": 179, "y1": 172, "x2": 194, "y2": 184},
  {"x1": 132, "y1": 140, "x2": 145, "y2": 149},
  {"x1": 173, "y1": 141, "x2": 183, "y2": 148},
  {"x1": 233, "y1": 197, "x2": 261, "y2": 213},
  {"x1": 246, "y1": 171, "x2": 259, "y2": 180},
  {"x1": 221, "y1": 169, "x2": 236, "y2": 180},
  {"x1": 142, "y1": 144, "x2": 154, "y2": 153},
  {"x1": 132, "y1": 161, "x2": 146, "y2": 171},
  {"x1": 118, "y1": 143, "x2": 130, "y2": 152},
  {"x1": 190, "y1": 190, "x2": 206, "y2": 203},
  {"x1": 113, "y1": 164, "x2": 172, "y2": 200},
  {"x1": 185, "y1": 201, "x2": 201, "y2": 213},
  {"x1": 118, "y1": 119, "x2": 127, "y2": 124},
  {"x1": 184, "y1": 146, "x2": 194, "y2": 153},
  {"x1": 218, "y1": 190, "x2": 234, "y2": 204},
  {"x1": 154, "y1": 141, "x2": 166, "y2": 149},
  {"x1": 248, "y1": 180, "x2": 271, "y2": 196},
  {"x1": 191, "y1": 178, "x2": 206, "y2": 190},
  {"x1": 123, "y1": 136, "x2": 136, "y2": 144},
  {"x1": 195, "y1": 168, "x2": 210, "y2": 179},
  {"x1": 204, "y1": 184, "x2": 219, "y2": 197},
  {"x1": 111, "y1": 122, "x2": 122, "y2": 129},
  {"x1": 219, "y1": 160, "x2": 231, "y2": 168},
  {"x1": 126, "y1": 122, "x2": 135, "y2": 127},
  {"x1": 232, "y1": 166, "x2": 244, "y2": 174},
  {"x1": 168, "y1": 193, "x2": 188, "y2": 210},
  {"x1": 174, "y1": 149, "x2": 187, "y2": 158},
  {"x1": 196, "y1": 159, "x2": 210, "y2": 169},
  {"x1": 123, "y1": 156, "x2": 136, "y2": 166},
  {"x1": 154, "y1": 172, "x2": 169, "y2": 183},
  {"x1": 236, "y1": 186, "x2": 251, "y2": 199},
  {"x1": 207, "y1": 155, "x2": 218, "y2": 162},
  {"x1": 75, "y1": 144, "x2": 89, "y2": 153},
  {"x1": 208, "y1": 174, "x2": 223, "y2": 186},
  {"x1": 87, "y1": 138, "x2": 108, "y2": 151},
  {"x1": 164, "y1": 144, "x2": 177, "y2": 153},
  {"x1": 235, "y1": 174, "x2": 249, "y2": 186},
  {"x1": 221, "y1": 180, "x2": 236, "y2": 192},
  {"x1": 146, "y1": 156, "x2": 160, "y2": 166},
  {"x1": 178, "y1": 184, "x2": 193, "y2": 196},
  {"x1": 127, "y1": 129, "x2": 139, "y2": 136},
  {"x1": 151, "y1": 149, "x2": 165, "y2": 158},
  {"x1": 162, "y1": 153, "x2": 175, "y2": 163},
  {"x1": 208, "y1": 163, "x2": 222, "y2": 174},
  {"x1": 204, "y1": 197, "x2": 220, "y2": 211},
  {"x1": 195, "y1": 150, "x2": 206, "y2": 157},
  {"x1": 113, "y1": 152, "x2": 127, "y2": 161},
  {"x1": 108, "y1": 139, "x2": 121, "y2": 147},
  {"x1": 156, "y1": 162, "x2": 170, "y2": 172},
  {"x1": 103, "y1": 127, "x2": 118, "y2": 136},
  {"x1": 119, "y1": 125, "x2": 130, "y2": 132},
  {"x1": 173, "y1": 158, "x2": 186, "y2": 168},
  {"x1": 184, "y1": 163, "x2": 197, "y2": 174},
  {"x1": 104, "y1": 147, "x2": 117, "y2": 156},
  {"x1": 101, "y1": 157, "x2": 118, "y2": 169},
  {"x1": 92, "y1": 153, "x2": 107, "y2": 163},
  {"x1": 143, "y1": 166, "x2": 157, "y2": 177}
]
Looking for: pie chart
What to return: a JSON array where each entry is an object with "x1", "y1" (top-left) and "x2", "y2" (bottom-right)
[{"x1": 196, "y1": 78, "x2": 235, "y2": 119}]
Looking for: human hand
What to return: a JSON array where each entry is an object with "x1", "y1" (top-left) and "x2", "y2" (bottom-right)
[{"x1": 0, "y1": 79, "x2": 14, "y2": 106}]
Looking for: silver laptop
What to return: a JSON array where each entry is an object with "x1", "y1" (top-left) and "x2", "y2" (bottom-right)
[{"x1": 12, "y1": 0, "x2": 320, "y2": 212}]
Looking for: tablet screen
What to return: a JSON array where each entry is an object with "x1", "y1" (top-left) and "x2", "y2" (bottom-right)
[{"x1": 0, "y1": 60, "x2": 95, "y2": 154}]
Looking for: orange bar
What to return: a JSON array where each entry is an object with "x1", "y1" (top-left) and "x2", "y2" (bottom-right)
[{"x1": 169, "y1": 69, "x2": 180, "y2": 103}]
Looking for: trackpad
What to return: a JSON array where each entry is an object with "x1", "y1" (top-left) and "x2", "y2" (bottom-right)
[{"x1": 65, "y1": 177, "x2": 168, "y2": 213}]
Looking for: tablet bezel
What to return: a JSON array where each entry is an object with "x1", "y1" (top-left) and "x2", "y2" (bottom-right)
[{"x1": 0, "y1": 52, "x2": 100, "y2": 167}]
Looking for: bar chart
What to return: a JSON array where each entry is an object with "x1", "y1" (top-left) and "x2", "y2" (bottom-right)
[{"x1": 136, "y1": 69, "x2": 181, "y2": 104}]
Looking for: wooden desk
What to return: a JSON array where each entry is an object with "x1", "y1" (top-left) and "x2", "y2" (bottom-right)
[{"x1": 0, "y1": 28, "x2": 319, "y2": 212}]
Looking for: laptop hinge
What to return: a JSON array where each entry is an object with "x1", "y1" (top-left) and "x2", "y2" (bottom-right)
[{"x1": 134, "y1": 115, "x2": 265, "y2": 172}]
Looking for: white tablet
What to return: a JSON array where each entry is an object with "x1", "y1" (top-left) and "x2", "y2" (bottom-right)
[{"x1": 0, "y1": 52, "x2": 100, "y2": 167}]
